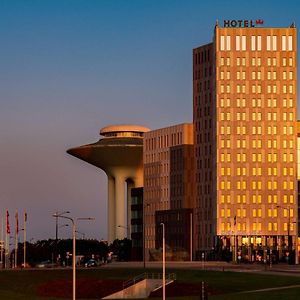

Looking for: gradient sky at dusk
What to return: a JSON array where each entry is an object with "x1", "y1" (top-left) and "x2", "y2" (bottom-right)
[{"x1": 0, "y1": 0, "x2": 299, "y2": 241}]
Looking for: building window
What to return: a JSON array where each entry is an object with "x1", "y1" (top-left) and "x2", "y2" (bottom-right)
[
  {"x1": 288, "y1": 35, "x2": 293, "y2": 51},
  {"x1": 282, "y1": 35, "x2": 286, "y2": 51}
]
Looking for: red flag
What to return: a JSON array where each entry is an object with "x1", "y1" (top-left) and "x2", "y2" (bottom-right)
[
  {"x1": 15, "y1": 211, "x2": 19, "y2": 234},
  {"x1": 6, "y1": 210, "x2": 10, "y2": 234}
]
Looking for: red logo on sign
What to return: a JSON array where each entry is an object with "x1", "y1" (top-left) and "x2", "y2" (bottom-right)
[{"x1": 256, "y1": 19, "x2": 264, "y2": 25}]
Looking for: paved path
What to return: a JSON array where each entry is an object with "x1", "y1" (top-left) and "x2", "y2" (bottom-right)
[{"x1": 238, "y1": 284, "x2": 300, "y2": 294}]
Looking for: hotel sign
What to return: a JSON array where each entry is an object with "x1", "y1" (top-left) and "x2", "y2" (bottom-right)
[{"x1": 223, "y1": 19, "x2": 264, "y2": 28}]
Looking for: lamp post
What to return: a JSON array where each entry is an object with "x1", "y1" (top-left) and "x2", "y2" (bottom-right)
[
  {"x1": 54, "y1": 211, "x2": 70, "y2": 261},
  {"x1": 277, "y1": 205, "x2": 294, "y2": 261},
  {"x1": 53, "y1": 213, "x2": 94, "y2": 300},
  {"x1": 190, "y1": 212, "x2": 193, "y2": 262},
  {"x1": 75, "y1": 230, "x2": 85, "y2": 239},
  {"x1": 160, "y1": 223, "x2": 165, "y2": 300}
]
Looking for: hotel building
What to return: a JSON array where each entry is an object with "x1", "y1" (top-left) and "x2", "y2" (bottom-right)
[
  {"x1": 143, "y1": 123, "x2": 194, "y2": 258},
  {"x1": 193, "y1": 21, "x2": 297, "y2": 261}
]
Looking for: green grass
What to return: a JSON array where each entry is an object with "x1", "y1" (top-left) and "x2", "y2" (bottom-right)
[{"x1": 0, "y1": 267, "x2": 299, "y2": 299}]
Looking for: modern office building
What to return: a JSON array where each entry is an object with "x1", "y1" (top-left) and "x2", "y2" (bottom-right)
[
  {"x1": 67, "y1": 124, "x2": 150, "y2": 243},
  {"x1": 193, "y1": 21, "x2": 297, "y2": 261},
  {"x1": 143, "y1": 123, "x2": 194, "y2": 257}
]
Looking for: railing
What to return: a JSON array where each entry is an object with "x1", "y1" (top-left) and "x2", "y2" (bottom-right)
[{"x1": 123, "y1": 272, "x2": 176, "y2": 290}]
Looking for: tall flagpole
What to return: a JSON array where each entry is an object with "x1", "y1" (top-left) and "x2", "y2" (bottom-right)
[
  {"x1": 5, "y1": 209, "x2": 10, "y2": 269},
  {"x1": 15, "y1": 210, "x2": 18, "y2": 268},
  {"x1": 1, "y1": 215, "x2": 3, "y2": 268},
  {"x1": 24, "y1": 211, "x2": 27, "y2": 268}
]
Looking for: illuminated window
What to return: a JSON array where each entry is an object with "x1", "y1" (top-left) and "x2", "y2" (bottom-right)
[
  {"x1": 252, "y1": 209, "x2": 257, "y2": 217},
  {"x1": 242, "y1": 195, "x2": 246, "y2": 203},
  {"x1": 226, "y1": 222, "x2": 231, "y2": 230},
  {"x1": 268, "y1": 209, "x2": 272, "y2": 217},
  {"x1": 220, "y1": 195, "x2": 225, "y2": 203},
  {"x1": 220, "y1": 57, "x2": 225, "y2": 65},
  {"x1": 221, "y1": 208, "x2": 225, "y2": 217},
  {"x1": 252, "y1": 195, "x2": 256, "y2": 203},
  {"x1": 268, "y1": 195, "x2": 272, "y2": 203},
  {"x1": 257, "y1": 72, "x2": 261, "y2": 80},
  {"x1": 227, "y1": 181, "x2": 231, "y2": 189},
  {"x1": 282, "y1": 58, "x2": 287, "y2": 66},
  {"x1": 227, "y1": 209, "x2": 231, "y2": 217},
  {"x1": 220, "y1": 181, "x2": 225, "y2": 189},
  {"x1": 258, "y1": 195, "x2": 262, "y2": 204},
  {"x1": 289, "y1": 57, "x2": 293, "y2": 66},
  {"x1": 227, "y1": 195, "x2": 231, "y2": 203},
  {"x1": 257, "y1": 209, "x2": 262, "y2": 217},
  {"x1": 220, "y1": 36, "x2": 225, "y2": 51},
  {"x1": 226, "y1": 36, "x2": 231, "y2": 51},
  {"x1": 221, "y1": 223, "x2": 225, "y2": 231}
]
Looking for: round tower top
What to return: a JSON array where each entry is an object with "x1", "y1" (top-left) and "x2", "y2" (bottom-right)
[{"x1": 100, "y1": 124, "x2": 150, "y2": 138}]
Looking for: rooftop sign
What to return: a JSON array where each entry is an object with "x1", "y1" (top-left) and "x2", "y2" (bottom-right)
[{"x1": 223, "y1": 19, "x2": 264, "y2": 28}]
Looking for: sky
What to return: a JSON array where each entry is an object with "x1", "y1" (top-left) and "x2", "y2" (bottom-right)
[{"x1": 0, "y1": 0, "x2": 299, "y2": 242}]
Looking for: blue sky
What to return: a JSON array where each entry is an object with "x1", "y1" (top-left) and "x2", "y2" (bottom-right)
[{"x1": 0, "y1": 0, "x2": 299, "y2": 241}]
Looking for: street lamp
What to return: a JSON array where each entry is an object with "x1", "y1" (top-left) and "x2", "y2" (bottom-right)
[
  {"x1": 160, "y1": 223, "x2": 165, "y2": 300},
  {"x1": 53, "y1": 211, "x2": 70, "y2": 261},
  {"x1": 53, "y1": 213, "x2": 94, "y2": 300},
  {"x1": 75, "y1": 230, "x2": 85, "y2": 239}
]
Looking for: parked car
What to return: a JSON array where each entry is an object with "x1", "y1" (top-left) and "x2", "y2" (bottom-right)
[
  {"x1": 85, "y1": 259, "x2": 97, "y2": 267},
  {"x1": 35, "y1": 260, "x2": 56, "y2": 268}
]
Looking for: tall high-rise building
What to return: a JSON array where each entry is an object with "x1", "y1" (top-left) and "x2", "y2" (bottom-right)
[
  {"x1": 143, "y1": 123, "x2": 194, "y2": 255},
  {"x1": 193, "y1": 21, "x2": 297, "y2": 261}
]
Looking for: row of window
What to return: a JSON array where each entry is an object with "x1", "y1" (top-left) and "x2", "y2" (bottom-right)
[
  {"x1": 220, "y1": 208, "x2": 294, "y2": 218},
  {"x1": 221, "y1": 139, "x2": 294, "y2": 149},
  {"x1": 220, "y1": 152, "x2": 294, "y2": 163},
  {"x1": 144, "y1": 132, "x2": 184, "y2": 151},
  {"x1": 220, "y1": 35, "x2": 293, "y2": 51},
  {"x1": 220, "y1": 71, "x2": 294, "y2": 80},
  {"x1": 220, "y1": 180, "x2": 294, "y2": 190},
  {"x1": 220, "y1": 112, "x2": 294, "y2": 122},
  {"x1": 220, "y1": 194, "x2": 294, "y2": 204},
  {"x1": 220, "y1": 98, "x2": 294, "y2": 108},
  {"x1": 220, "y1": 166, "x2": 294, "y2": 177},
  {"x1": 220, "y1": 56, "x2": 293, "y2": 66},
  {"x1": 220, "y1": 222, "x2": 294, "y2": 232},
  {"x1": 219, "y1": 84, "x2": 294, "y2": 94},
  {"x1": 220, "y1": 126, "x2": 294, "y2": 135}
]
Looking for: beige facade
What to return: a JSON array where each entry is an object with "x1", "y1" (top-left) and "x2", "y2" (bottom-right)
[
  {"x1": 143, "y1": 123, "x2": 193, "y2": 251},
  {"x1": 194, "y1": 23, "x2": 298, "y2": 260}
]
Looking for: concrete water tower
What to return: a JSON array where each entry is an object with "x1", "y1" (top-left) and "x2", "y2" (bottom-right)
[{"x1": 67, "y1": 124, "x2": 150, "y2": 242}]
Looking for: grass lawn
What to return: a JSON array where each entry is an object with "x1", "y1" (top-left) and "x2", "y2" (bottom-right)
[{"x1": 0, "y1": 267, "x2": 299, "y2": 299}]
